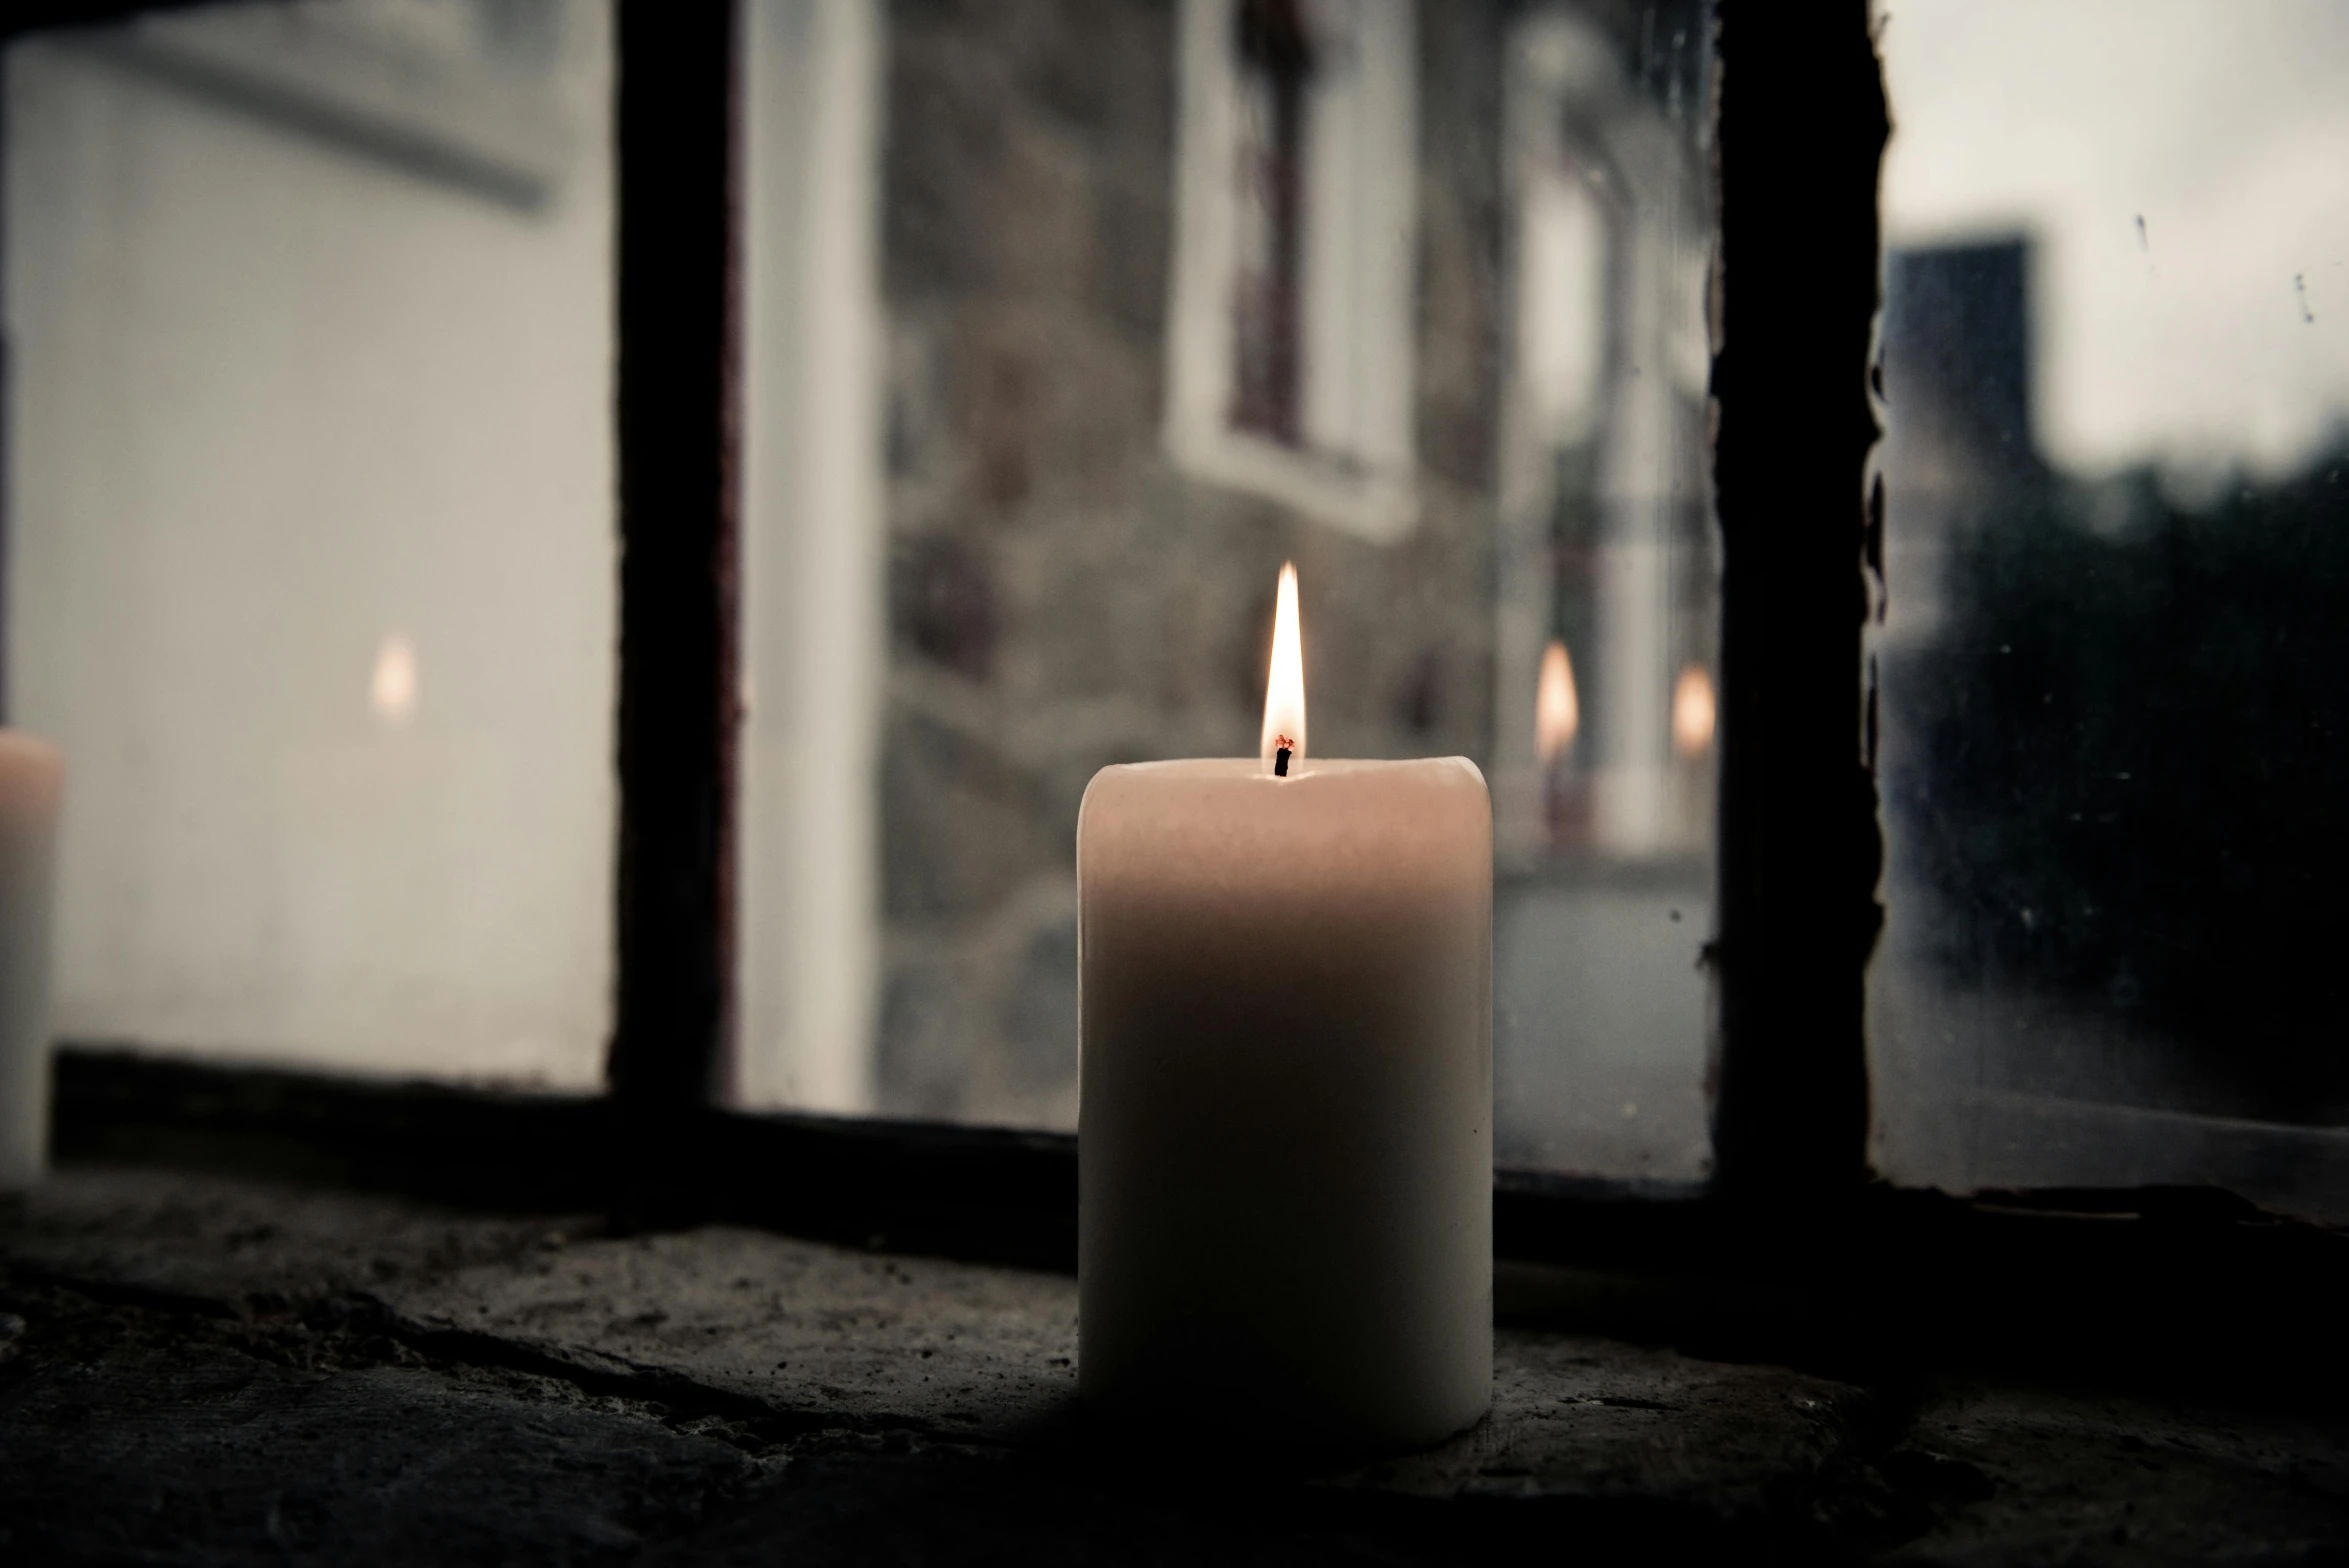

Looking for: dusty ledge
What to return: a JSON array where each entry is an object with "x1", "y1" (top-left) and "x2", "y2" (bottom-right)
[{"x1": 2, "y1": 1167, "x2": 2345, "y2": 1564}]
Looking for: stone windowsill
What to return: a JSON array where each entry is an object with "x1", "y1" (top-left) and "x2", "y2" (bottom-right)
[{"x1": 2, "y1": 1167, "x2": 2345, "y2": 1562}]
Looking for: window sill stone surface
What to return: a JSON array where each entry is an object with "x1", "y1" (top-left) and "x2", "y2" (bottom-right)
[{"x1": 2, "y1": 1167, "x2": 2344, "y2": 1563}]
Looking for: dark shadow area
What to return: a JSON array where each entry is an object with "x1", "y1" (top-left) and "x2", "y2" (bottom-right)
[
  {"x1": 8, "y1": 1158, "x2": 2349, "y2": 1565},
  {"x1": 1901, "y1": 444, "x2": 2349, "y2": 1120}
]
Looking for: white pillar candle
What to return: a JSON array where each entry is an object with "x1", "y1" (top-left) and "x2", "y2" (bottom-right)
[
  {"x1": 0, "y1": 731, "x2": 63, "y2": 1192},
  {"x1": 1078, "y1": 566, "x2": 1492, "y2": 1449}
]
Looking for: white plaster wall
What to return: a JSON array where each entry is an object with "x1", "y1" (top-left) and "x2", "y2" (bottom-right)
[{"x1": 3, "y1": 7, "x2": 615, "y2": 1087}]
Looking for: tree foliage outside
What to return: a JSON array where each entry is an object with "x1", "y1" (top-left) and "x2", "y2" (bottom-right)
[{"x1": 1895, "y1": 445, "x2": 2349, "y2": 1119}]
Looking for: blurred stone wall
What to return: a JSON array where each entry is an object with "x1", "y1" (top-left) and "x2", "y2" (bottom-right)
[{"x1": 874, "y1": 0, "x2": 1506, "y2": 1126}]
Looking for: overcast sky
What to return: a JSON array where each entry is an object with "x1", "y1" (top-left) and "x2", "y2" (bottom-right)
[{"x1": 1880, "y1": 0, "x2": 2349, "y2": 480}]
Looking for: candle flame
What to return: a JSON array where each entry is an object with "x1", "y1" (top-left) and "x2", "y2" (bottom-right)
[
  {"x1": 1673, "y1": 663, "x2": 1716, "y2": 758},
  {"x1": 1535, "y1": 639, "x2": 1579, "y2": 765},
  {"x1": 1260, "y1": 562, "x2": 1306, "y2": 774}
]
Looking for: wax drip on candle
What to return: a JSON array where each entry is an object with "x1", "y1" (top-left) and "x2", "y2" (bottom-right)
[{"x1": 1260, "y1": 563, "x2": 1306, "y2": 775}]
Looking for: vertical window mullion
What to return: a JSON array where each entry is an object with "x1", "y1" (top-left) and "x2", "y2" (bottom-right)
[
  {"x1": 609, "y1": 1, "x2": 742, "y2": 1142},
  {"x1": 1707, "y1": 1, "x2": 1889, "y2": 1202}
]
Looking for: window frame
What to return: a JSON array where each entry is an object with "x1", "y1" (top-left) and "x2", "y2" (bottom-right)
[
  {"x1": 10, "y1": 0, "x2": 2345, "y2": 1334},
  {"x1": 1161, "y1": 0, "x2": 1420, "y2": 543}
]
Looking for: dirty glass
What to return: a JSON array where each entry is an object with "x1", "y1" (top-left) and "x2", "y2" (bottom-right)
[
  {"x1": 4, "y1": 0, "x2": 616, "y2": 1086},
  {"x1": 735, "y1": 0, "x2": 1721, "y2": 1184},
  {"x1": 1872, "y1": 0, "x2": 2349, "y2": 1216}
]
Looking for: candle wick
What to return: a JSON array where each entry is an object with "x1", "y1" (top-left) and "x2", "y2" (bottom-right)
[{"x1": 1273, "y1": 737, "x2": 1293, "y2": 777}]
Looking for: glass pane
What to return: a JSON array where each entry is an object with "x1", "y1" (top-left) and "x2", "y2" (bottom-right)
[
  {"x1": 1874, "y1": 1, "x2": 2349, "y2": 1214},
  {"x1": 1492, "y1": 3, "x2": 1715, "y2": 1180},
  {"x1": 5, "y1": 0, "x2": 615, "y2": 1087},
  {"x1": 735, "y1": 0, "x2": 1719, "y2": 1182}
]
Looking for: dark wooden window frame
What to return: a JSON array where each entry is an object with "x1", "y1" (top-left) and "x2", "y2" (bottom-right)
[
  {"x1": 7, "y1": 1, "x2": 2347, "y2": 1391},
  {"x1": 1226, "y1": 0, "x2": 1313, "y2": 446}
]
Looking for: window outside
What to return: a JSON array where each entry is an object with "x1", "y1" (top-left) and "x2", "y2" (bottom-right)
[
  {"x1": 4, "y1": 0, "x2": 1717, "y2": 1159},
  {"x1": 1873, "y1": 0, "x2": 2349, "y2": 1216},
  {"x1": 738, "y1": 0, "x2": 1719, "y2": 1184},
  {"x1": 4, "y1": 0, "x2": 616, "y2": 1087},
  {"x1": 1492, "y1": 4, "x2": 1714, "y2": 1179}
]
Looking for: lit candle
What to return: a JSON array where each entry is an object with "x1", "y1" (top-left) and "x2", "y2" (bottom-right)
[
  {"x1": 1077, "y1": 564, "x2": 1492, "y2": 1449},
  {"x1": 0, "y1": 731, "x2": 63, "y2": 1192}
]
